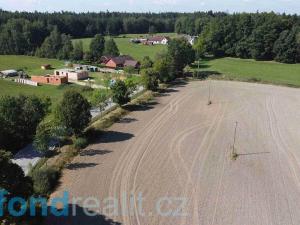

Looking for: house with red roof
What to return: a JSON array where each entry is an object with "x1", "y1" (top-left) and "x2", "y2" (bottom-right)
[{"x1": 105, "y1": 55, "x2": 140, "y2": 69}]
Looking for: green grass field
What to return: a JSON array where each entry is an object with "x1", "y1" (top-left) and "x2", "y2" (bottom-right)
[
  {"x1": 0, "y1": 79, "x2": 94, "y2": 103},
  {"x1": 0, "y1": 55, "x2": 64, "y2": 76},
  {"x1": 73, "y1": 33, "x2": 175, "y2": 61},
  {"x1": 197, "y1": 57, "x2": 300, "y2": 87}
]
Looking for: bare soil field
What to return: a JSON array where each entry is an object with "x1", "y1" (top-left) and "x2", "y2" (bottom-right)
[{"x1": 46, "y1": 80, "x2": 300, "y2": 225}]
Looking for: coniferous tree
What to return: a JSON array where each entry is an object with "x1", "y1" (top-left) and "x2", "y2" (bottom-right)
[
  {"x1": 72, "y1": 40, "x2": 84, "y2": 61},
  {"x1": 103, "y1": 38, "x2": 119, "y2": 56},
  {"x1": 90, "y1": 34, "x2": 105, "y2": 61}
]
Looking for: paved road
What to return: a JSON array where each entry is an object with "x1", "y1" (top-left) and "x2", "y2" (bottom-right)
[{"x1": 46, "y1": 80, "x2": 300, "y2": 225}]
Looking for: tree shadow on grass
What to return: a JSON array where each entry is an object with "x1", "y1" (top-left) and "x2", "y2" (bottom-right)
[{"x1": 45, "y1": 204, "x2": 122, "y2": 225}]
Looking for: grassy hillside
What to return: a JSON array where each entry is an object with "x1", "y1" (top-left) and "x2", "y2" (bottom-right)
[
  {"x1": 73, "y1": 33, "x2": 175, "y2": 61},
  {"x1": 0, "y1": 55, "x2": 64, "y2": 75},
  {"x1": 197, "y1": 57, "x2": 300, "y2": 87}
]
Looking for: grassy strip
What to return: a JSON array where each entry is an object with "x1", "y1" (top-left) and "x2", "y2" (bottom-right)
[
  {"x1": 191, "y1": 57, "x2": 300, "y2": 88},
  {"x1": 209, "y1": 74, "x2": 300, "y2": 88}
]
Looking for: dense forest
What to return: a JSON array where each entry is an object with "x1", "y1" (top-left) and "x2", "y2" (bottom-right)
[
  {"x1": 176, "y1": 12, "x2": 300, "y2": 63},
  {"x1": 0, "y1": 10, "x2": 299, "y2": 63}
]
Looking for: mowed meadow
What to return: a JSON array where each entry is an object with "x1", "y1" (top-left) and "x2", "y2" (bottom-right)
[
  {"x1": 0, "y1": 55, "x2": 94, "y2": 103},
  {"x1": 0, "y1": 55, "x2": 64, "y2": 75},
  {"x1": 72, "y1": 33, "x2": 176, "y2": 61},
  {"x1": 198, "y1": 57, "x2": 300, "y2": 87}
]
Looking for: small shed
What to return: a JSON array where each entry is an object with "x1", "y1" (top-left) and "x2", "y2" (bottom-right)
[{"x1": 41, "y1": 64, "x2": 51, "y2": 70}]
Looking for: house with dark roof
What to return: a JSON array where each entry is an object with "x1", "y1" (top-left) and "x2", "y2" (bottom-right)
[
  {"x1": 124, "y1": 60, "x2": 140, "y2": 68},
  {"x1": 105, "y1": 55, "x2": 139, "y2": 69}
]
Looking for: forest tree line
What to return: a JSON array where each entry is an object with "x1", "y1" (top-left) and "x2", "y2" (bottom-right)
[
  {"x1": 176, "y1": 12, "x2": 300, "y2": 63},
  {"x1": 0, "y1": 10, "x2": 177, "y2": 56},
  {"x1": 0, "y1": 10, "x2": 300, "y2": 63}
]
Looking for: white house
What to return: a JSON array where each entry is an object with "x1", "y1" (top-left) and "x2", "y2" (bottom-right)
[{"x1": 147, "y1": 36, "x2": 170, "y2": 45}]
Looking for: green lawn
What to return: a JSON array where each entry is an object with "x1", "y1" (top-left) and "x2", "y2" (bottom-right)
[
  {"x1": 0, "y1": 55, "x2": 64, "y2": 76},
  {"x1": 73, "y1": 33, "x2": 175, "y2": 61},
  {"x1": 0, "y1": 79, "x2": 94, "y2": 103},
  {"x1": 0, "y1": 55, "x2": 94, "y2": 106},
  {"x1": 197, "y1": 57, "x2": 300, "y2": 87}
]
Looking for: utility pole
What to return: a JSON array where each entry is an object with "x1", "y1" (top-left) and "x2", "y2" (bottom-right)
[
  {"x1": 207, "y1": 80, "x2": 212, "y2": 105},
  {"x1": 232, "y1": 121, "x2": 238, "y2": 160}
]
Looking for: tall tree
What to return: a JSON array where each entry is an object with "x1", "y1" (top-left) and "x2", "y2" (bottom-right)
[
  {"x1": 0, "y1": 95, "x2": 50, "y2": 152},
  {"x1": 90, "y1": 34, "x2": 105, "y2": 61},
  {"x1": 167, "y1": 38, "x2": 195, "y2": 75},
  {"x1": 72, "y1": 40, "x2": 84, "y2": 61},
  {"x1": 35, "y1": 27, "x2": 62, "y2": 58},
  {"x1": 153, "y1": 51, "x2": 175, "y2": 83},
  {"x1": 58, "y1": 34, "x2": 74, "y2": 60},
  {"x1": 141, "y1": 68, "x2": 159, "y2": 91},
  {"x1": 56, "y1": 90, "x2": 91, "y2": 136},
  {"x1": 103, "y1": 38, "x2": 119, "y2": 56},
  {"x1": 111, "y1": 80, "x2": 130, "y2": 106},
  {"x1": 273, "y1": 26, "x2": 300, "y2": 63}
]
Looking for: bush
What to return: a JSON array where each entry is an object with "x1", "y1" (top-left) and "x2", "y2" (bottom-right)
[
  {"x1": 55, "y1": 90, "x2": 91, "y2": 136},
  {"x1": 141, "y1": 69, "x2": 159, "y2": 91},
  {"x1": 31, "y1": 167, "x2": 59, "y2": 195},
  {"x1": 73, "y1": 137, "x2": 88, "y2": 150},
  {"x1": 111, "y1": 80, "x2": 130, "y2": 105},
  {"x1": 124, "y1": 66, "x2": 137, "y2": 75}
]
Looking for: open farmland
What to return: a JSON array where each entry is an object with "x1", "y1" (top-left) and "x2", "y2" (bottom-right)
[
  {"x1": 73, "y1": 33, "x2": 175, "y2": 61},
  {"x1": 197, "y1": 57, "x2": 300, "y2": 87},
  {"x1": 46, "y1": 80, "x2": 300, "y2": 225}
]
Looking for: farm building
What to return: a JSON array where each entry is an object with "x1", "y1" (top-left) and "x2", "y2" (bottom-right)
[
  {"x1": 0, "y1": 70, "x2": 18, "y2": 78},
  {"x1": 147, "y1": 36, "x2": 170, "y2": 45},
  {"x1": 73, "y1": 64, "x2": 98, "y2": 72},
  {"x1": 31, "y1": 75, "x2": 68, "y2": 85},
  {"x1": 54, "y1": 69, "x2": 89, "y2": 81},
  {"x1": 41, "y1": 64, "x2": 51, "y2": 70},
  {"x1": 105, "y1": 55, "x2": 139, "y2": 69},
  {"x1": 124, "y1": 60, "x2": 140, "y2": 68}
]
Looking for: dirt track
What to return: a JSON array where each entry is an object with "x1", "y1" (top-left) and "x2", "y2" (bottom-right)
[{"x1": 46, "y1": 80, "x2": 300, "y2": 225}]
